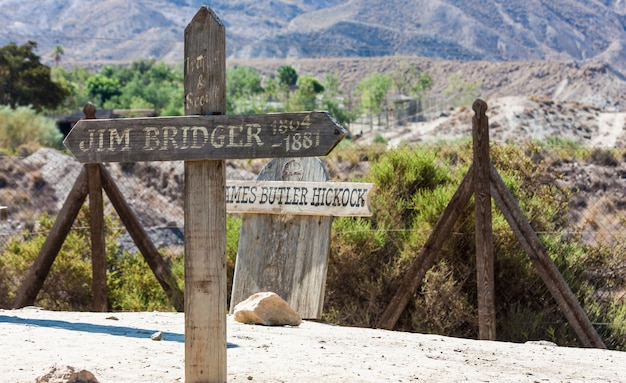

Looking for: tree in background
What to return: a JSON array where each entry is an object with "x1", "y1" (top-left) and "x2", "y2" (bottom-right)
[
  {"x1": 321, "y1": 72, "x2": 357, "y2": 128},
  {"x1": 289, "y1": 75, "x2": 324, "y2": 111},
  {"x1": 51, "y1": 45, "x2": 64, "y2": 67},
  {"x1": 355, "y1": 72, "x2": 392, "y2": 126},
  {"x1": 86, "y1": 73, "x2": 122, "y2": 105},
  {"x1": 111, "y1": 59, "x2": 183, "y2": 115},
  {"x1": 226, "y1": 66, "x2": 266, "y2": 114},
  {"x1": 80, "y1": 59, "x2": 184, "y2": 115},
  {"x1": 277, "y1": 65, "x2": 298, "y2": 88},
  {"x1": 391, "y1": 59, "x2": 433, "y2": 120},
  {"x1": 323, "y1": 72, "x2": 341, "y2": 98},
  {"x1": 227, "y1": 66, "x2": 264, "y2": 99},
  {"x1": 391, "y1": 59, "x2": 433, "y2": 97},
  {"x1": 0, "y1": 41, "x2": 68, "y2": 111},
  {"x1": 445, "y1": 75, "x2": 480, "y2": 107},
  {"x1": 50, "y1": 66, "x2": 92, "y2": 114},
  {"x1": 276, "y1": 65, "x2": 299, "y2": 107}
]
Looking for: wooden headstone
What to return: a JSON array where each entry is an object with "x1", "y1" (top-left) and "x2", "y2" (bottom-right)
[{"x1": 231, "y1": 157, "x2": 333, "y2": 319}]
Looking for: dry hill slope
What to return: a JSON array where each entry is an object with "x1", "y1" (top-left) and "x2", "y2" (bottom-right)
[{"x1": 0, "y1": 0, "x2": 624, "y2": 75}]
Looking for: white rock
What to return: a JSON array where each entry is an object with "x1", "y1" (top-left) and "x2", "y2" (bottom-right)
[
  {"x1": 233, "y1": 292, "x2": 302, "y2": 326},
  {"x1": 151, "y1": 331, "x2": 163, "y2": 341}
]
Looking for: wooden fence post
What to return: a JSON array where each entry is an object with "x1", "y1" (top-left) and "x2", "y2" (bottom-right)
[
  {"x1": 87, "y1": 164, "x2": 107, "y2": 312},
  {"x1": 377, "y1": 98, "x2": 605, "y2": 349},
  {"x1": 83, "y1": 103, "x2": 108, "y2": 312},
  {"x1": 472, "y1": 99, "x2": 496, "y2": 340}
]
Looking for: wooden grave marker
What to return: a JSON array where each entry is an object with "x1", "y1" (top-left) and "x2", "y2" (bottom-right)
[
  {"x1": 229, "y1": 157, "x2": 373, "y2": 319},
  {"x1": 63, "y1": 7, "x2": 346, "y2": 383}
]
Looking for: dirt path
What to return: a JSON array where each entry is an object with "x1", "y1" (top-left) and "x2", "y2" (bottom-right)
[{"x1": 1, "y1": 307, "x2": 624, "y2": 382}]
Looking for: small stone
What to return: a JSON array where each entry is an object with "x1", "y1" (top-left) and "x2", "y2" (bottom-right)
[
  {"x1": 151, "y1": 331, "x2": 163, "y2": 341},
  {"x1": 35, "y1": 364, "x2": 99, "y2": 383},
  {"x1": 233, "y1": 292, "x2": 302, "y2": 326}
]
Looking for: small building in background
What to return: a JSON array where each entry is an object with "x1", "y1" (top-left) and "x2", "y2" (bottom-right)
[{"x1": 386, "y1": 93, "x2": 418, "y2": 128}]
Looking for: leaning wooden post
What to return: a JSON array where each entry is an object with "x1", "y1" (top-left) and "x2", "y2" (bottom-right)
[
  {"x1": 472, "y1": 99, "x2": 496, "y2": 340},
  {"x1": 489, "y1": 163, "x2": 606, "y2": 348},
  {"x1": 184, "y1": 7, "x2": 227, "y2": 383},
  {"x1": 83, "y1": 103, "x2": 108, "y2": 312},
  {"x1": 13, "y1": 168, "x2": 89, "y2": 308}
]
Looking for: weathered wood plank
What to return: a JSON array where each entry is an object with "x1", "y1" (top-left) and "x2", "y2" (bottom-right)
[
  {"x1": 64, "y1": 112, "x2": 346, "y2": 163},
  {"x1": 472, "y1": 99, "x2": 495, "y2": 340},
  {"x1": 231, "y1": 157, "x2": 333, "y2": 319},
  {"x1": 13, "y1": 168, "x2": 89, "y2": 308},
  {"x1": 489, "y1": 162, "x2": 606, "y2": 349},
  {"x1": 183, "y1": 6, "x2": 227, "y2": 383},
  {"x1": 226, "y1": 180, "x2": 374, "y2": 216}
]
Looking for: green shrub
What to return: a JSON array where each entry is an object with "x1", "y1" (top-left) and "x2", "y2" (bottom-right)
[
  {"x1": 107, "y1": 250, "x2": 183, "y2": 311},
  {"x1": 0, "y1": 207, "x2": 120, "y2": 310},
  {"x1": 325, "y1": 142, "x2": 626, "y2": 350},
  {"x1": 0, "y1": 105, "x2": 63, "y2": 154},
  {"x1": 0, "y1": 207, "x2": 243, "y2": 312}
]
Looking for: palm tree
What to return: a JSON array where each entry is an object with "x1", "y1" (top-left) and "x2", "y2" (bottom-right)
[{"x1": 51, "y1": 45, "x2": 64, "y2": 67}]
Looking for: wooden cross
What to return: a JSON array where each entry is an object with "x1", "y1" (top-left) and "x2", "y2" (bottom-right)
[{"x1": 64, "y1": 7, "x2": 346, "y2": 383}]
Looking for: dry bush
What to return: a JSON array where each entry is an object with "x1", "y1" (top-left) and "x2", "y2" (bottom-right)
[
  {"x1": 324, "y1": 142, "x2": 626, "y2": 349},
  {"x1": 0, "y1": 106, "x2": 63, "y2": 155}
]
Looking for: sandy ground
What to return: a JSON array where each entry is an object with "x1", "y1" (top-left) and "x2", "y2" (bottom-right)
[{"x1": 1, "y1": 307, "x2": 625, "y2": 383}]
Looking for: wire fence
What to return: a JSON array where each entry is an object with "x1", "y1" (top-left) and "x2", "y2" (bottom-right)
[{"x1": 1, "y1": 104, "x2": 625, "y2": 322}]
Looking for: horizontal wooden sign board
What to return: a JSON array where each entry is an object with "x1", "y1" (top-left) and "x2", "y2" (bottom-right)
[
  {"x1": 64, "y1": 112, "x2": 346, "y2": 163},
  {"x1": 225, "y1": 180, "x2": 374, "y2": 216}
]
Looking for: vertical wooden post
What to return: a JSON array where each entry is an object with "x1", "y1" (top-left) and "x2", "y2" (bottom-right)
[
  {"x1": 472, "y1": 99, "x2": 496, "y2": 340},
  {"x1": 87, "y1": 164, "x2": 107, "y2": 312},
  {"x1": 184, "y1": 7, "x2": 227, "y2": 383},
  {"x1": 83, "y1": 103, "x2": 108, "y2": 312}
]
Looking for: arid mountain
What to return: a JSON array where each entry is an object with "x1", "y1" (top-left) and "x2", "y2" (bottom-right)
[{"x1": 0, "y1": 0, "x2": 625, "y2": 74}]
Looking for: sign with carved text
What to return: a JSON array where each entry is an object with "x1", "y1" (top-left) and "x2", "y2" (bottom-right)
[
  {"x1": 226, "y1": 180, "x2": 374, "y2": 216},
  {"x1": 64, "y1": 112, "x2": 346, "y2": 163}
]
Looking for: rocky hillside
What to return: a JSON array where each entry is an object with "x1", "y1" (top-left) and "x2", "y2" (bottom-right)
[{"x1": 0, "y1": 0, "x2": 624, "y2": 75}]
